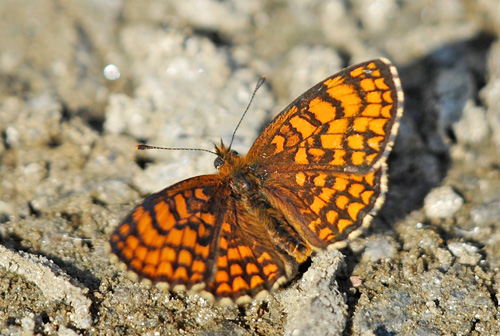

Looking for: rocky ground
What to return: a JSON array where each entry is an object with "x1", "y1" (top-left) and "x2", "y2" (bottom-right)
[{"x1": 1, "y1": 0, "x2": 500, "y2": 335}]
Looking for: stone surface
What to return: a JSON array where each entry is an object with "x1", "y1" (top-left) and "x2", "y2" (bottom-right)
[
  {"x1": 424, "y1": 186, "x2": 464, "y2": 220},
  {"x1": 278, "y1": 249, "x2": 348, "y2": 336}
]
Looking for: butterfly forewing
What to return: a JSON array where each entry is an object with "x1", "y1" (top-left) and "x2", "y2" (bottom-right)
[
  {"x1": 247, "y1": 59, "x2": 403, "y2": 173},
  {"x1": 110, "y1": 175, "x2": 223, "y2": 290}
]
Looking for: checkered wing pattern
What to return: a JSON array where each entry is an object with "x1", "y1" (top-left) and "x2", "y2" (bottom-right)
[{"x1": 248, "y1": 59, "x2": 403, "y2": 173}]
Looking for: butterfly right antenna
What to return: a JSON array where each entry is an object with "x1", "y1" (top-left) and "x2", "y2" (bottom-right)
[{"x1": 228, "y1": 76, "x2": 267, "y2": 151}]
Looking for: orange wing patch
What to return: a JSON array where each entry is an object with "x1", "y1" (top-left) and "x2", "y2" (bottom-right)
[{"x1": 109, "y1": 58, "x2": 404, "y2": 305}]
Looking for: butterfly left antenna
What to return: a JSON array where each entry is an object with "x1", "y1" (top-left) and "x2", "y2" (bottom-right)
[
  {"x1": 136, "y1": 144, "x2": 216, "y2": 155},
  {"x1": 228, "y1": 76, "x2": 267, "y2": 151}
]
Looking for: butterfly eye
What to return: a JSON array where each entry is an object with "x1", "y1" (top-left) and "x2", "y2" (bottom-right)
[{"x1": 214, "y1": 156, "x2": 224, "y2": 169}]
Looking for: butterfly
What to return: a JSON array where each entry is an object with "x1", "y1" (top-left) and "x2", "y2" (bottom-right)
[{"x1": 109, "y1": 58, "x2": 404, "y2": 305}]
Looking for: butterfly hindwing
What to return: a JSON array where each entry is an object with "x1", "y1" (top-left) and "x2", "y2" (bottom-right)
[
  {"x1": 262, "y1": 164, "x2": 387, "y2": 249},
  {"x1": 206, "y1": 197, "x2": 292, "y2": 304}
]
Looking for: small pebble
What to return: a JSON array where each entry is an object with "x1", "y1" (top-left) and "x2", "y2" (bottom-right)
[{"x1": 424, "y1": 186, "x2": 464, "y2": 220}]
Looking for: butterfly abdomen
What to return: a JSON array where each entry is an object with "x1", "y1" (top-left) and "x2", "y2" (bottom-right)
[{"x1": 226, "y1": 167, "x2": 313, "y2": 268}]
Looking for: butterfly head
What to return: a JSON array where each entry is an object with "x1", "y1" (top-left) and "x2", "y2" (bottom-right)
[{"x1": 214, "y1": 140, "x2": 240, "y2": 170}]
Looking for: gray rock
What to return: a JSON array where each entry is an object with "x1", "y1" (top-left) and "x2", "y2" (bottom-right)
[{"x1": 424, "y1": 186, "x2": 464, "y2": 220}]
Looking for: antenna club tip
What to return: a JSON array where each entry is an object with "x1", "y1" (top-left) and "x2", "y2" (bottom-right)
[
  {"x1": 257, "y1": 76, "x2": 266, "y2": 87},
  {"x1": 136, "y1": 144, "x2": 146, "y2": 150}
]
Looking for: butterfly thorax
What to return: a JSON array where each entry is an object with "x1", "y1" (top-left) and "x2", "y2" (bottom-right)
[{"x1": 214, "y1": 142, "x2": 262, "y2": 196}]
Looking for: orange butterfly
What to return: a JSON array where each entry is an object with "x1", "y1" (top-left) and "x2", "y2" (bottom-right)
[{"x1": 110, "y1": 58, "x2": 404, "y2": 305}]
